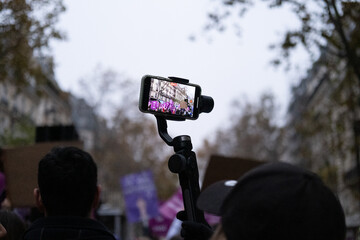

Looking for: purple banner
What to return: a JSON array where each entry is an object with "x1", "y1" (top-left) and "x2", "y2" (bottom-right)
[
  {"x1": 149, "y1": 214, "x2": 172, "y2": 237},
  {"x1": 120, "y1": 170, "x2": 159, "y2": 223}
]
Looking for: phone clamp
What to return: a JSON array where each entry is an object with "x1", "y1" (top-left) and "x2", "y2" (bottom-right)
[
  {"x1": 168, "y1": 76, "x2": 214, "y2": 114},
  {"x1": 168, "y1": 76, "x2": 189, "y2": 84}
]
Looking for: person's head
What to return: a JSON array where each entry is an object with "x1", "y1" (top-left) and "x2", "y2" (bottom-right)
[
  {"x1": 198, "y1": 162, "x2": 346, "y2": 240},
  {"x1": 34, "y1": 146, "x2": 99, "y2": 217}
]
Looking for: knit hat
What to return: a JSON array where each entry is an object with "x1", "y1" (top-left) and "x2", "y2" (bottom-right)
[{"x1": 197, "y1": 162, "x2": 346, "y2": 240}]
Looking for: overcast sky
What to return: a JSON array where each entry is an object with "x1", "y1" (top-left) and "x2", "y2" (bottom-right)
[{"x1": 51, "y1": 0, "x2": 310, "y2": 149}]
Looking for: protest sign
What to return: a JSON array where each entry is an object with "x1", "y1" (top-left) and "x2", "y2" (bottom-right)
[{"x1": 120, "y1": 170, "x2": 159, "y2": 223}]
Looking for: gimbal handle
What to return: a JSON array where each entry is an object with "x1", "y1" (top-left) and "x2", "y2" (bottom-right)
[{"x1": 155, "y1": 116, "x2": 207, "y2": 224}]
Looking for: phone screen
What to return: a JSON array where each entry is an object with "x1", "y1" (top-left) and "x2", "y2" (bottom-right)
[{"x1": 147, "y1": 77, "x2": 198, "y2": 118}]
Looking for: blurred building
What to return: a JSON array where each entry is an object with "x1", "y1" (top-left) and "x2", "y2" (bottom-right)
[
  {"x1": 282, "y1": 6, "x2": 360, "y2": 229},
  {"x1": 0, "y1": 59, "x2": 72, "y2": 142},
  {"x1": 283, "y1": 52, "x2": 360, "y2": 229},
  {"x1": 0, "y1": 57, "x2": 98, "y2": 152},
  {"x1": 70, "y1": 95, "x2": 99, "y2": 151}
]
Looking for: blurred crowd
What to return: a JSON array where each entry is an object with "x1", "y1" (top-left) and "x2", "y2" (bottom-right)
[{"x1": 0, "y1": 147, "x2": 348, "y2": 240}]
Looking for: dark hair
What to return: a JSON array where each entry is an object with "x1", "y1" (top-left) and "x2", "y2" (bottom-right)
[
  {"x1": 0, "y1": 210, "x2": 26, "y2": 240},
  {"x1": 38, "y1": 146, "x2": 98, "y2": 217}
]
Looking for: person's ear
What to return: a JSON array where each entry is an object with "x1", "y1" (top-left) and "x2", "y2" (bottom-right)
[
  {"x1": 34, "y1": 188, "x2": 45, "y2": 213},
  {"x1": 93, "y1": 185, "x2": 101, "y2": 208},
  {"x1": 90, "y1": 185, "x2": 101, "y2": 219}
]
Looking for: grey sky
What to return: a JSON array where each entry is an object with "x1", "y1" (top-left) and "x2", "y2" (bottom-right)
[{"x1": 51, "y1": 0, "x2": 310, "y2": 149}]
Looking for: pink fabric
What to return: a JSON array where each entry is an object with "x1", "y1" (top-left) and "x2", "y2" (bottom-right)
[
  {"x1": 159, "y1": 188, "x2": 221, "y2": 226},
  {"x1": 159, "y1": 189, "x2": 184, "y2": 220}
]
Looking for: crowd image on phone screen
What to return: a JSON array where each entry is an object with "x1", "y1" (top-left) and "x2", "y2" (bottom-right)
[{"x1": 147, "y1": 78, "x2": 195, "y2": 117}]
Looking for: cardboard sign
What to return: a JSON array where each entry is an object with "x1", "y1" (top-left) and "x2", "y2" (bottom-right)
[
  {"x1": 2, "y1": 141, "x2": 82, "y2": 207},
  {"x1": 201, "y1": 155, "x2": 264, "y2": 190}
]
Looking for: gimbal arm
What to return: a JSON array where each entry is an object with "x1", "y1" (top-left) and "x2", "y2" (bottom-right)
[{"x1": 155, "y1": 116, "x2": 173, "y2": 146}]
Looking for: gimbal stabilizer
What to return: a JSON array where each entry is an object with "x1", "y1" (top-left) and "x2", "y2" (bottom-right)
[{"x1": 154, "y1": 77, "x2": 214, "y2": 225}]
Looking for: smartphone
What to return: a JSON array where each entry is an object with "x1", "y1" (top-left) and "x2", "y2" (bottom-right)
[{"x1": 139, "y1": 75, "x2": 202, "y2": 120}]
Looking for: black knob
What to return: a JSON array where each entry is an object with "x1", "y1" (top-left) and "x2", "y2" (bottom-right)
[{"x1": 168, "y1": 154, "x2": 187, "y2": 173}]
